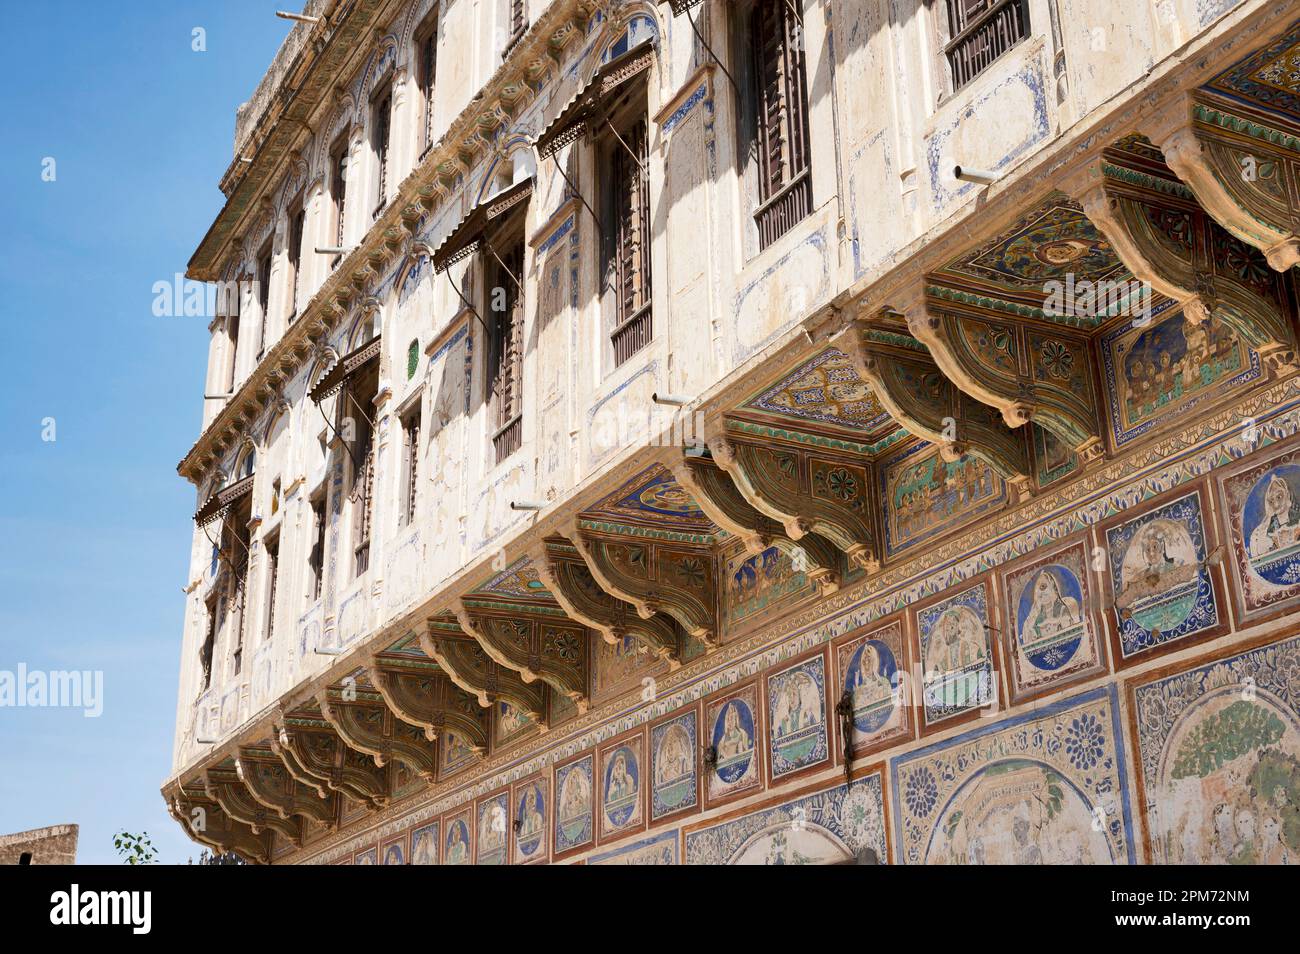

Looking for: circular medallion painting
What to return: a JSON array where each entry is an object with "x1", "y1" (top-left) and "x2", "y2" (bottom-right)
[
  {"x1": 1015, "y1": 565, "x2": 1086, "y2": 671},
  {"x1": 515, "y1": 782, "x2": 546, "y2": 858},
  {"x1": 711, "y1": 699, "x2": 756, "y2": 784},
  {"x1": 654, "y1": 722, "x2": 694, "y2": 810},
  {"x1": 1116, "y1": 517, "x2": 1200, "y2": 633},
  {"x1": 1243, "y1": 464, "x2": 1300, "y2": 586}
]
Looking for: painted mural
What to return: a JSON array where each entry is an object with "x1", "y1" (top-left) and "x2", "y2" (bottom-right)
[
  {"x1": 1100, "y1": 306, "x2": 1259, "y2": 448},
  {"x1": 476, "y1": 790, "x2": 509, "y2": 865},
  {"x1": 766, "y1": 652, "x2": 830, "y2": 781},
  {"x1": 1103, "y1": 487, "x2": 1222, "y2": 663},
  {"x1": 882, "y1": 442, "x2": 1006, "y2": 558},
  {"x1": 723, "y1": 544, "x2": 811, "y2": 631},
  {"x1": 915, "y1": 581, "x2": 996, "y2": 727},
  {"x1": 443, "y1": 809, "x2": 471, "y2": 866},
  {"x1": 512, "y1": 776, "x2": 549, "y2": 864},
  {"x1": 893, "y1": 686, "x2": 1134, "y2": 864},
  {"x1": 1130, "y1": 633, "x2": 1300, "y2": 865},
  {"x1": 410, "y1": 821, "x2": 438, "y2": 865},
  {"x1": 441, "y1": 731, "x2": 476, "y2": 775},
  {"x1": 354, "y1": 846, "x2": 377, "y2": 865},
  {"x1": 999, "y1": 539, "x2": 1105, "y2": 702},
  {"x1": 1219, "y1": 445, "x2": 1300, "y2": 624},
  {"x1": 553, "y1": 752, "x2": 594, "y2": 856},
  {"x1": 592, "y1": 634, "x2": 659, "y2": 702},
  {"x1": 651, "y1": 710, "x2": 698, "y2": 822},
  {"x1": 599, "y1": 735, "x2": 645, "y2": 842},
  {"x1": 706, "y1": 682, "x2": 763, "y2": 805},
  {"x1": 495, "y1": 701, "x2": 535, "y2": 747},
  {"x1": 589, "y1": 829, "x2": 680, "y2": 865},
  {"x1": 381, "y1": 836, "x2": 405, "y2": 866},
  {"x1": 834, "y1": 618, "x2": 912, "y2": 757},
  {"x1": 685, "y1": 772, "x2": 888, "y2": 865},
  {"x1": 1033, "y1": 424, "x2": 1079, "y2": 487}
]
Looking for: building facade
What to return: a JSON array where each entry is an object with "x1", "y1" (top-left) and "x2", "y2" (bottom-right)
[
  {"x1": 1, "y1": 824, "x2": 79, "y2": 865},
  {"x1": 164, "y1": 0, "x2": 1300, "y2": 864}
]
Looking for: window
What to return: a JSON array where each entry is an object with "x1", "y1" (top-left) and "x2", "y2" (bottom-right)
[
  {"x1": 264, "y1": 534, "x2": 280, "y2": 641},
  {"x1": 487, "y1": 238, "x2": 525, "y2": 464},
  {"x1": 509, "y1": 0, "x2": 527, "y2": 41},
  {"x1": 270, "y1": 477, "x2": 281, "y2": 516},
  {"x1": 418, "y1": 25, "x2": 438, "y2": 152},
  {"x1": 256, "y1": 242, "x2": 272, "y2": 357},
  {"x1": 401, "y1": 404, "x2": 422, "y2": 526},
  {"x1": 223, "y1": 493, "x2": 252, "y2": 676},
  {"x1": 308, "y1": 490, "x2": 326, "y2": 601},
  {"x1": 225, "y1": 312, "x2": 240, "y2": 393},
  {"x1": 345, "y1": 360, "x2": 380, "y2": 576},
  {"x1": 942, "y1": 0, "x2": 1029, "y2": 91},
  {"x1": 331, "y1": 139, "x2": 349, "y2": 248},
  {"x1": 201, "y1": 595, "x2": 217, "y2": 690},
  {"x1": 739, "y1": 0, "x2": 813, "y2": 250},
  {"x1": 287, "y1": 204, "x2": 305, "y2": 320},
  {"x1": 603, "y1": 117, "x2": 652, "y2": 366},
  {"x1": 372, "y1": 86, "x2": 393, "y2": 216}
]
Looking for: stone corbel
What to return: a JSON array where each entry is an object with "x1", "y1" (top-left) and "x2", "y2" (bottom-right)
[
  {"x1": 1074, "y1": 157, "x2": 1298, "y2": 376},
  {"x1": 1151, "y1": 93, "x2": 1300, "y2": 271},
  {"x1": 668, "y1": 452, "x2": 841, "y2": 593},
  {"x1": 566, "y1": 525, "x2": 718, "y2": 647},
  {"x1": 368, "y1": 663, "x2": 489, "y2": 754},
  {"x1": 170, "y1": 790, "x2": 269, "y2": 864},
  {"x1": 204, "y1": 766, "x2": 303, "y2": 847},
  {"x1": 899, "y1": 296, "x2": 1103, "y2": 463},
  {"x1": 272, "y1": 722, "x2": 387, "y2": 809},
  {"x1": 451, "y1": 602, "x2": 588, "y2": 711},
  {"x1": 316, "y1": 690, "x2": 436, "y2": 781},
  {"x1": 845, "y1": 319, "x2": 1033, "y2": 499},
  {"x1": 419, "y1": 623, "x2": 548, "y2": 727},
  {"x1": 708, "y1": 436, "x2": 881, "y2": 573},
  {"x1": 235, "y1": 747, "x2": 335, "y2": 827},
  {"x1": 529, "y1": 536, "x2": 682, "y2": 665}
]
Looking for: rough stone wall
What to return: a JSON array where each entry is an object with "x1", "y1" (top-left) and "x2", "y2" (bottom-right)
[{"x1": 0, "y1": 824, "x2": 79, "y2": 865}]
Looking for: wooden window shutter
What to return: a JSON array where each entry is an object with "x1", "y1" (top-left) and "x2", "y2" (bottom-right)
[
  {"x1": 751, "y1": 0, "x2": 812, "y2": 249},
  {"x1": 609, "y1": 118, "x2": 652, "y2": 366}
]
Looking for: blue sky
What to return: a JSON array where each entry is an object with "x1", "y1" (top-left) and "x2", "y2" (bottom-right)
[{"x1": 0, "y1": 2, "x2": 292, "y2": 864}]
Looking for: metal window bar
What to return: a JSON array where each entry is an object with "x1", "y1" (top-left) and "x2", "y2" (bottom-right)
[
  {"x1": 374, "y1": 92, "x2": 392, "y2": 216},
  {"x1": 943, "y1": 0, "x2": 1029, "y2": 91},
  {"x1": 420, "y1": 32, "x2": 437, "y2": 151},
  {"x1": 609, "y1": 119, "x2": 652, "y2": 366}
]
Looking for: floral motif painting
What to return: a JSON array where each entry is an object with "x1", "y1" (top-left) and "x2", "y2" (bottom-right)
[
  {"x1": 598, "y1": 732, "x2": 646, "y2": 843},
  {"x1": 1128, "y1": 633, "x2": 1300, "y2": 864},
  {"x1": 765, "y1": 650, "x2": 830, "y2": 782},
  {"x1": 704, "y1": 681, "x2": 764, "y2": 807},
  {"x1": 882, "y1": 442, "x2": 1006, "y2": 558},
  {"x1": 999, "y1": 539, "x2": 1106, "y2": 703},
  {"x1": 1100, "y1": 306, "x2": 1258, "y2": 448},
  {"x1": 475, "y1": 789, "x2": 509, "y2": 865},
  {"x1": 511, "y1": 775, "x2": 549, "y2": 865},
  {"x1": 1102, "y1": 487, "x2": 1225, "y2": 664},
  {"x1": 553, "y1": 751, "x2": 594, "y2": 858},
  {"x1": 589, "y1": 829, "x2": 679, "y2": 865},
  {"x1": 834, "y1": 618, "x2": 913, "y2": 758},
  {"x1": 892, "y1": 686, "x2": 1134, "y2": 864},
  {"x1": 410, "y1": 821, "x2": 438, "y2": 865},
  {"x1": 1218, "y1": 444, "x2": 1300, "y2": 625},
  {"x1": 914, "y1": 580, "x2": 997, "y2": 728},
  {"x1": 442, "y1": 808, "x2": 472, "y2": 866},
  {"x1": 685, "y1": 770, "x2": 888, "y2": 865},
  {"x1": 650, "y1": 708, "x2": 698, "y2": 823}
]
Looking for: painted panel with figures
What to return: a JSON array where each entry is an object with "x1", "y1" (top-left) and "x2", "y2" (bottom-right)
[
  {"x1": 685, "y1": 767, "x2": 889, "y2": 865},
  {"x1": 381, "y1": 833, "x2": 406, "y2": 866},
  {"x1": 998, "y1": 537, "x2": 1107, "y2": 704},
  {"x1": 442, "y1": 806, "x2": 472, "y2": 866},
  {"x1": 1128, "y1": 631, "x2": 1300, "y2": 864},
  {"x1": 589, "y1": 828, "x2": 679, "y2": 865},
  {"x1": 409, "y1": 821, "x2": 438, "y2": 865},
  {"x1": 703, "y1": 678, "x2": 765, "y2": 808},
  {"x1": 913, "y1": 579, "x2": 998, "y2": 731},
  {"x1": 474, "y1": 787, "x2": 510, "y2": 865},
  {"x1": 892, "y1": 685, "x2": 1134, "y2": 864},
  {"x1": 882, "y1": 441, "x2": 1007, "y2": 559},
  {"x1": 722, "y1": 542, "x2": 813, "y2": 635},
  {"x1": 553, "y1": 749, "x2": 595, "y2": 860},
  {"x1": 650, "y1": 706, "x2": 699, "y2": 824},
  {"x1": 764, "y1": 648, "x2": 832, "y2": 784},
  {"x1": 833, "y1": 616, "x2": 914, "y2": 761},
  {"x1": 511, "y1": 773, "x2": 550, "y2": 865},
  {"x1": 1218, "y1": 443, "x2": 1300, "y2": 626},
  {"x1": 597, "y1": 729, "x2": 647, "y2": 844}
]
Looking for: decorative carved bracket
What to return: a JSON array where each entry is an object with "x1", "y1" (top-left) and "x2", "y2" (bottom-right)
[
  {"x1": 204, "y1": 765, "x2": 303, "y2": 847},
  {"x1": 567, "y1": 528, "x2": 719, "y2": 647},
  {"x1": 709, "y1": 435, "x2": 881, "y2": 573},
  {"x1": 273, "y1": 722, "x2": 388, "y2": 809},
  {"x1": 419, "y1": 623, "x2": 549, "y2": 728},
  {"x1": 235, "y1": 746, "x2": 336, "y2": 827},
  {"x1": 1075, "y1": 143, "x2": 1298, "y2": 375},
  {"x1": 668, "y1": 452, "x2": 841, "y2": 593},
  {"x1": 169, "y1": 789, "x2": 269, "y2": 864},
  {"x1": 846, "y1": 322, "x2": 1033, "y2": 496},
  {"x1": 452, "y1": 601, "x2": 589, "y2": 711},
  {"x1": 369, "y1": 662, "x2": 490, "y2": 754},
  {"x1": 316, "y1": 689, "x2": 437, "y2": 781},
  {"x1": 530, "y1": 536, "x2": 683, "y2": 664},
  {"x1": 1153, "y1": 93, "x2": 1300, "y2": 271},
  {"x1": 899, "y1": 300, "x2": 1104, "y2": 462}
]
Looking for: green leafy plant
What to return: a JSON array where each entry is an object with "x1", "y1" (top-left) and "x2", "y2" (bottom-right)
[{"x1": 113, "y1": 830, "x2": 157, "y2": 865}]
